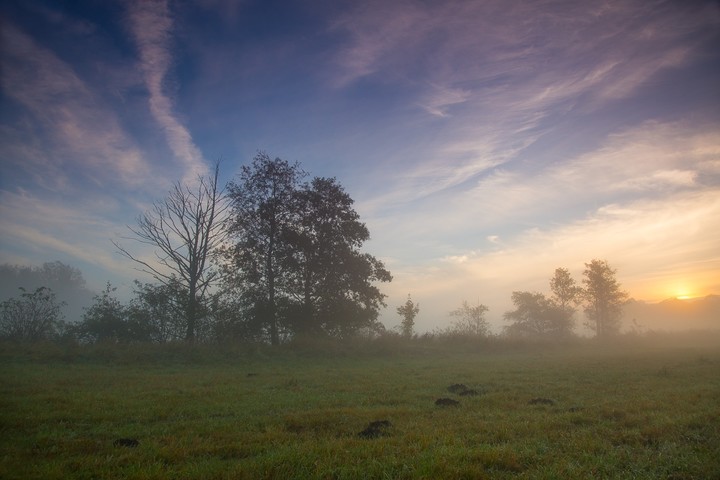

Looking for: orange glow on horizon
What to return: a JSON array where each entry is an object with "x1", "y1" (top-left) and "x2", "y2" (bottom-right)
[{"x1": 629, "y1": 276, "x2": 716, "y2": 303}]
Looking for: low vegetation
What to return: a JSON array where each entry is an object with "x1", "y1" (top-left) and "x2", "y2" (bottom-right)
[{"x1": 1, "y1": 335, "x2": 719, "y2": 479}]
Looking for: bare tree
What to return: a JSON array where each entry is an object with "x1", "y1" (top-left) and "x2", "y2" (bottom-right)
[
  {"x1": 448, "y1": 301, "x2": 490, "y2": 337},
  {"x1": 114, "y1": 162, "x2": 228, "y2": 341}
]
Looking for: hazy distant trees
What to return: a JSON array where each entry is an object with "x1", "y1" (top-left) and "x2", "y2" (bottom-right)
[
  {"x1": 551, "y1": 268, "x2": 581, "y2": 309},
  {"x1": 582, "y1": 259, "x2": 628, "y2": 338},
  {"x1": 223, "y1": 153, "x2": 391, "y2": 343},
  {"x1": 114, "y1": 162, "x2": 228, "y2": 342},
  {"x1": 0, "y1": 287, "x2": 66, "y2": 341},
  {"x1": 397, "y1": 294, "x2": 420, "y2": 337},
  {"x1": 504, "y1": 292, "x2": 566, "y2": 338},
  {"x1": 504, "y1": 267, "x2": 580, "y2": 339},
  {"x1": 446, "y1": 301, "x2": 490, "y2": 337},
  {"x1": 0, "y1": 261, "x2": 94, "y2": 322}
]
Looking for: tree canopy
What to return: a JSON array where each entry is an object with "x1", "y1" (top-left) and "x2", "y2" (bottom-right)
[
  {"x1": 224, "y1": 153, "x2": 391, "y2": 343},
  {"x1": 582, "y1": 259, "x2": 629, "y2": 338}
]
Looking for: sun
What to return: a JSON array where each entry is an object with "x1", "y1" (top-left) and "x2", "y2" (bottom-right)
[{"x1": 671, "y1": 283, "x2": 697, "y2": 300}]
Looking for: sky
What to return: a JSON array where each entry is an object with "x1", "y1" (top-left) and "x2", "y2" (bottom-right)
[{"x1": 1, "y1": 0, "x2": 719, "y2": 332}]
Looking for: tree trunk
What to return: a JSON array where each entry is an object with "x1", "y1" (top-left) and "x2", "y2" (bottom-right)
[
  {"x1": 267, "y1": 226, "x2": 279, "y2": 346},
  {"x1": 185, "y1": 282, "x2": 197, "y2": 342}
]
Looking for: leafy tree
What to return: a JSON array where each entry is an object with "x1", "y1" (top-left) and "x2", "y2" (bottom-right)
[
  {"x1": 0, "y1": 261, "x2": 93, "y2": 322},
  {"x1": 76, "y1": 283, "x2": 151, "y2": 343},
  {"x1": 582, "y1": 259, "x2": 629, "y2": 338},
  {"x1": 396, "y1": 294, "x2": 419, "y2": 337},
  {"x1": 0, "y1": 287, "x2": 66, "y2": 341},
  {"x1": 550, "y1": 267, "x2": 581, "y2": 311},
  {"x1": 128, "y1": 280, "x2": 187, "y2": 343},
  {"x1": 284, "y1": 177, "x2": 392, "y2": 338},
  {"x1": 224, "y1": 152, "x2": 306, "y2": 345},
  {"x1": 503, "y1": 291, "x2": 571, "y2": 338},
  {"x1": 114, "y1": 162, "x2": 228, "y2": 342},
  {"x1": 448, "y1": 301, "x2": 490, "y2": 337},
  {"x1": 38, "y1": 261, "x2": 86, "y2": 289},
  {"x1": 503, "y1": 268, "x2": 580, "y2": 339}
]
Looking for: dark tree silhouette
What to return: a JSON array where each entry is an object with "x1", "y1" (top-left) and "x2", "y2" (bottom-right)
[
  {"x1": 74, "y1": 283, "x2": 151, "y2": 344},
  {"x1": 114, "y1": 162, "x2": 227, "y2": 342},
  {"x1": 284, "y1": 177, "x2": 392, "y2": 337},
  {"x1": 225, "y1": 153, "x2": 306, "y2": 345},
  {"x1": 224, "y1": 156, "x2": 391, "y2": 342},
  {"x1": 128, "y1": 280, "x2": 187, "y2": 343},
  {"x1": 582, "y1": 259, "x2": 629, "y2": 338}
]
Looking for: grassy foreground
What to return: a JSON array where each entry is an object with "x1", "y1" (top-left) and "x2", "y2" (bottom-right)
[{"x1": 1, "y1": 337, "x2": 719, "y2": 479}]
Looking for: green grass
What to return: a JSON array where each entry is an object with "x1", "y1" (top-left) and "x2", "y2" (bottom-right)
[{"x1": 1, "y1": 337, "x2": 719, "y2": 479}]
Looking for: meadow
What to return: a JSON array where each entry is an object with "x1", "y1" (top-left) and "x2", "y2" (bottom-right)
[{"x1": 1, "y1": 335, "x2": 719, "y2": 479}]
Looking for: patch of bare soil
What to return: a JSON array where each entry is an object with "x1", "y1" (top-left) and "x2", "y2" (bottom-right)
[
  {"x1": 435, "y1": 397, "x2": 460, "y2": 407},
  {"x1": 358, "y1": 420, "x2": 392, "y2": 439},
  {"x1": 113, "y1": 438, "x2": 139, "y2": 448}
]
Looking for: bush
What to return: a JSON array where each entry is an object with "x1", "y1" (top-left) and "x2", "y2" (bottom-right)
[{"x1": 0, "y1": 287, "x2": 65, "y2": 341}]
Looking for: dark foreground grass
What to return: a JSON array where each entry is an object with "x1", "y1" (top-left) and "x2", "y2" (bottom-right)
[{"x1": 1, "y1": 337, "x2": 719, "y2": 479}]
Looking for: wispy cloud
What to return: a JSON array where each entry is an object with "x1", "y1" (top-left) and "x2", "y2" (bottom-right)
[
  {"x1": 420, "y1": 84, "x2": 472, "y2": 118},
  {"x1": 333, "y1": 0, "x2": 718, "y2": 207},
  {"x1": 127, "y1": 0, "x2": 208, "y2": 182},
  {"x1": 0, "y1": 24, "x2": 149, "y2": 190},
  {"x1": 0, "y1": 190, "x2": 137, "y2": 278}
]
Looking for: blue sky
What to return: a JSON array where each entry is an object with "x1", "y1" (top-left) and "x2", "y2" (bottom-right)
[{"x1": 1, "y1": 0, "x2": 719, "y2": 331}]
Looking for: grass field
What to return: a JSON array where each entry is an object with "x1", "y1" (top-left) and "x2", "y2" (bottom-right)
[{"x1": 1, "y1": 336, "x2": 719, "y2": 479}]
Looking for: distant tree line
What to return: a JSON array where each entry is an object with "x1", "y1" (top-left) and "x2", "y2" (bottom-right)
[
  {"x1": 397, "y1": 260, "x2": 628, "y2": 340},
  {"x1": 0, "y1": 153, "x2": 630, "y2": 345}
]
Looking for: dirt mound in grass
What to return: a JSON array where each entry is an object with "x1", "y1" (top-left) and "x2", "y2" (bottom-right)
[
  {"x1": 447, "y1": 383, "x2": 483, "y2": 396},
  {"x1": 447, "y1": 383, "x2": 468, "y2": 394},
  {"x1": 435, "y1": 397, "x2": 460, "y2": 407},
  {"x1": 113, "y1": 438, "x2": 139, "y2": 448},
  {"x1": 358, "y1": 420, "x2": 392, "y2": 439}
]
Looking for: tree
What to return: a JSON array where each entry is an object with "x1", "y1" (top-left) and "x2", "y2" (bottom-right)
[
  {"x1": 582, "y1": 259, "x2": 629, "y2": 338},
  {"x1": 549, "y1": 267, "x2": 581, "y2": 311},
  {"x1": 75, "y1": 283, "x2": 151, "y2": 343},
  {"x1": 396, "y1": 294, "x2": 419, "y2": 337},
  {"x1": 128, "y1": 280, "x2": 187, "y2": 343},
  {"x1": 503, "y1": 291, "x2": 571, "y2": 338},
  {"x1": 283, "y1": 177, "x2": 392, "y2": 338},
  {"x1": 114, "y1": 162, "x2": 227, "y2": 342},
  {"x1": 224, "y1": 152, "x2": 306, "y2": 345},
  {"x1": 0, "y1": 287, "x2": 65, "y2": 341},
  {"x1": 0, "y1": 261, "x2": 93, "y2": 323},
  {"x1": 448, "y1": 301, "x2": 490, "y2": 337}
]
